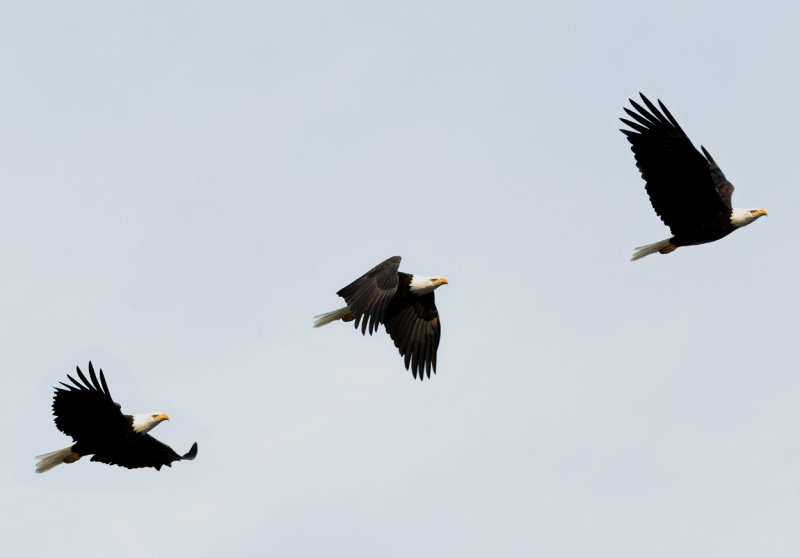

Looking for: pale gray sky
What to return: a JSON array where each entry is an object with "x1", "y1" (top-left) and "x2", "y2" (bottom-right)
[{"x1": 3, "y1": 1, "x2": 799, "y2": 556}]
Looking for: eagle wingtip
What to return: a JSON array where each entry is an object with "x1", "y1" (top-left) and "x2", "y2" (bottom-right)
[{"x1": 183, "y1": 442, "x2": 199, "y2": 461}]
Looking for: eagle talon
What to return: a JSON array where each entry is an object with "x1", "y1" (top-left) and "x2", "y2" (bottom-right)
[{"x1": 64, "y1": 452, "x2": 81, "y2": 464}]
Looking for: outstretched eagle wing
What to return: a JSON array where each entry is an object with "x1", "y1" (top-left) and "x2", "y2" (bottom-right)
[
  {"x1": 52, "y1": 362, "x2": 129, "y2": 445},
  {"x1": 91, "y1": 439, "x2": 198, "y2": 470},
  {"x1": 384, "y1": 285, "x2": 441, "y2": 380},
  {"x1": 700, "y1": 145, "x2": 734, "y2": 209},
  {"x1": 336, "y1": 256, "x2": 401, "y2": 335},
  {"x1": 620, "y1": 94, "x2": 732, "y2": 233}
]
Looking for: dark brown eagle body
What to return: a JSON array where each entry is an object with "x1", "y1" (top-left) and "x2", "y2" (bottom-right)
[
  {"x1": 316, "y1": 256, "x2": 447, "y2": 380},
  {"x1": 37, "y1": 362, "x2": 197, "y2": 472},
  {"x1": 620, "y1": 94, "x2": 766, "y2": 260}
]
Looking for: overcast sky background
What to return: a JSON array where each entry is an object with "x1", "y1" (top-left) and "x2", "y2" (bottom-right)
[{"x1": 2, "y1": 1, "x2": 799, "y2": 556}]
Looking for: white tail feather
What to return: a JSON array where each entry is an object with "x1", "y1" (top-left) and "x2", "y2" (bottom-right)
[
  {"x1": 631, "y1": 238, "x2": 672, "y2": 261},
  {"x1": 313, "y1": 306, "x2": 351, "y2": 328},
  {"x1": 35, "y1": 446, "x2": 73, "y2": 473}
]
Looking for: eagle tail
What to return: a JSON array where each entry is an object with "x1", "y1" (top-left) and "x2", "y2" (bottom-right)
[
  {"x1": 35, "y1": 446, "x2": 74, "y2": 473},
  {"x1": 631, "y1": 238, "x2": 673, "y2": 261},
  {"x1": 313, "y1": 306, "x2": 353, "y2": 328}
]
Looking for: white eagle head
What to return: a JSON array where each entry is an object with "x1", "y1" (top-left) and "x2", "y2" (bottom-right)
[
  {"x1": 730, "y1": 208, "x2": 768, "y2": 228},
  {"x1": 131, "y1": 412, "x2": 170, "y2": 434},
  {"x1": 409, "y1": 276, "x2": 449, "y2": 295}
]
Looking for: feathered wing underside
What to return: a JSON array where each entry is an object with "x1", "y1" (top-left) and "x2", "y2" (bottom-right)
[
  {"x1": 53, "y1": 363, "x2": 129, "y2": 444},
  {"x1": 620, "y1": 94, "x2": 732, "y2": 234},
  {"x1": 384, "y1": 291, "x2": 441, "y2": 380},
  {"x1": 336, "y1": 256, "x2": 401, "y2": 335},
  {"x1": 91, "y1": 437, "x2": 198, "y2": 470}
]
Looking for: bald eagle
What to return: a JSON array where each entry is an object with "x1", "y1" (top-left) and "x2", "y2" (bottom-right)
[
  {"x1": 620, "y1": 93, "x2": 767, "y2": 261},
  {"x1": 314, "y1": 256, "x2": 448, "y2": 380},
  {"x1": 35, "y1": 362, "x2": 198, "y2": 473}
]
